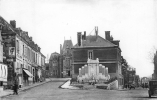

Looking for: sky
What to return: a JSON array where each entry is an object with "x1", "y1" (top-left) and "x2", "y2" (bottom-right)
[{"x1": 0, "y1": 0, "x2": 157, "y2": 78}]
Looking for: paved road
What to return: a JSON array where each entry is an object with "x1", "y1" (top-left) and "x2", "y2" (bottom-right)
[{"x1": 1, "y1": 81, "x2": 157, "y2": 100}]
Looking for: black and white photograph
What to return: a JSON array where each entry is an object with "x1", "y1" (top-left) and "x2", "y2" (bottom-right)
[{"x1": 0, "y1": 0, "x2": 157, "y2": 100}]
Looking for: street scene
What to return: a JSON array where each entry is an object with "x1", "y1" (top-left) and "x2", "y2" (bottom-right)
[
  {"x1": 0, "y1": 0, "x2": 157, "y2": 100},
  {"x1": 1, "y1": 79, "x2": 154, "y2": 100}
]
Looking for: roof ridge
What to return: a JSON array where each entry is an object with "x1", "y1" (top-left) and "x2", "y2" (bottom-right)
[
  {"x1": 97, "y1": 35, "x2": 117, "y2": 46},
  {"x1": 73, "y1": 34, "x2": 118, "y2": 47}
]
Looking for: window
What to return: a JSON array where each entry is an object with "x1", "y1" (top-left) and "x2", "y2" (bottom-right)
[
  {"x1": 25, "y1": 46, "x2": 27, "y2": 56},
  {"x1": 23, "y1": 45, "x2": 24, "y2": 55},
  {"x1": 88, "y1": 50, "x2": 93, "y2": 59},
  {"x1": 16, "y1": 40, "x2": 19, "y2": 54}
]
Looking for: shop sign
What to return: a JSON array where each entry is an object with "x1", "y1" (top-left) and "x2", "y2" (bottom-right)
[
  {"x1": 9, "y1": 47, "x2": 15, "y2": 56},
  {"x1": 6, "y1": 59, "x2": 14, "y2": 62}
]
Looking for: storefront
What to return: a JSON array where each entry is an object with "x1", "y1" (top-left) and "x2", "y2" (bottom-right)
[
  {"x1": 0, "y1": 63, "x2": 8, "y2": 89},
  {"x1": 23, "y1": 68, "x2": 33, "y2": 86}
]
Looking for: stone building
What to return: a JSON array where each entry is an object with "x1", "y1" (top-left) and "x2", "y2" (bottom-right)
[
  {"x1": 72, "y1": 27, "x2": 123, "y2": 87},
  {"x1": 45, "y1": 63, "x2": 50, "y2": 78},
  {"x1": 0, "y1": 16, "x2": 45, "y2": 88},
  {"x1": 60, "y1": 40, "x2": 73, "y2": 77},
  {"x1": 49, "y1": 52, "x2": 62, "y2": 78},
  {"x1": 0, "y1": 20, "x2": 8, "y2": 89},
  {"x1": 126, "y1": 68, "x2": 136, "y2": 84}
]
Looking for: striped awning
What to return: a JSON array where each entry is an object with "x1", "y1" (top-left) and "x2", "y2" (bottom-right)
[{"x1": 23, "y1": 69, "x2": 33, "y2": 77}]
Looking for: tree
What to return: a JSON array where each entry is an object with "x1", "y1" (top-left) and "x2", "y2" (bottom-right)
[{"x1": 149, "y1": 47, "x2": 157, "y2": 79}]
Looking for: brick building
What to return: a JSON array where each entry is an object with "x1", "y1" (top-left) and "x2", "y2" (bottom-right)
[{"x1": 72, "y1": 27, "x2": 123, "y2": 87}]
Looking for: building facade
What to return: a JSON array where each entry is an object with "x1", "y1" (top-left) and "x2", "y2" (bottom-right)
[
  {"x1": 141, "y1": 77, "x2": 150, "y2": 88},
  {"x1": 49, "y1": 52, "x2": 62, "y2": 78},
  {"x1": 60, "y1": 40, "x2": 73, "y2": 78},
  {"x1": 0, "y1": 21, "x2": 8, "y2": 89},
  {"x1": 0, "y1": 16, "x2": 45, "y2": 88},
  {"x1": 72, "y1": 28, "x2": 123, "y2": 87}
]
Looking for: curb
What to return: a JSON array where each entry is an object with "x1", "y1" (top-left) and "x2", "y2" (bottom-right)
[
  {"x1": 0, "y1": 80, "x2": 51, "y2": 98},
  {"x1": 58, "y1": 80, "x2": 70, "y2": 89},
  {"x1": 19, "y1": 80, "x2": 52, "y2": 92}
]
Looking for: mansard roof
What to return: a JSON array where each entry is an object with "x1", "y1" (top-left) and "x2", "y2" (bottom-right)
[
  {"x1": 49, "y1": 52, "x2": 60, "y2": 61},
  {"x1": 62, "y1": 40, "x2": 73, "y2": 55},
  {"x1": 63, "y1": 40, "x2": 73, "y2": 49},
  {"x1": 73, "y1": 35, "x2": 117, "y2": 48}
]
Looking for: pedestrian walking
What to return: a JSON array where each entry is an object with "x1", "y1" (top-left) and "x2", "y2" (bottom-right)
[{"x1": 13, "y1": 80, "x2": 18, "y2": 95}]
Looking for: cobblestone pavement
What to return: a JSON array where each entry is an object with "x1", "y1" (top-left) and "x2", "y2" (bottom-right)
[{"x1": 1, "y1": 81, "x2": 156, "y2": 100}]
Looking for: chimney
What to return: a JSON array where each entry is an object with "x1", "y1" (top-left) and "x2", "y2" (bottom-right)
[
  {"x1": 84, "y1": 31, "x2": 86, "y2": 40},
  {"x1": 30, "y1": 37, "x2": 32, "y2": 41},
  {"x1": 77, "y1": 32, "x2": 82, "y2": 46},
  {"x1": 105, "y1": 31, "x2": 110, "y2": 41},
  {"x1": 38, "y1": 47, "x2": 41, "y2": 52},
  {"x1": 95, "y1": 26, "x2": 98, "y2": 37},
  {"x1": 110, "y1": 35, "x2": 113, "y2": 41},
  {"x1": 60, "y1": 44, "x2": 62, "y2": 54},
  {"x1": 10, "y1": 20, "x2": 16, "y2": 28},
  {"x1": 25, "y1": 32, "x2": 28, "y2": 36},
  {"x1": 111, "y1": 40, "x2": 120, "y2": 47}
]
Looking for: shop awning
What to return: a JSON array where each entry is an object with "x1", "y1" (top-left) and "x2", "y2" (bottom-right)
[
  {"x1": 23, "y1": 69, "x2": 33, "y2": 77},
  {"x1": 0, "y1": 64, "x2": 8, "y2": 82}
]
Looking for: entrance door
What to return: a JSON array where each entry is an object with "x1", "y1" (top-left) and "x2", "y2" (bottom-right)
[{"x1": 68, "y1": 71, "x2": 70, "y2": 76}]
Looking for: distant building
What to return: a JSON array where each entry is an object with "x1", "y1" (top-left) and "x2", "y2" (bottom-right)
[
  {"x1": 134, "y1": 75, "x2": 140, "y2": 87},
  {"x1": 49, "y1": 52, "x2": 62, "y2": 78},
  {"x1": 72, "y1": 27, "x2": 123, "y2": 87},
  {"x1": 141, "y1": 77, "x2": 150, "y2": 88},
  {"x1": 127, "y1": 68, "x2": 136, "y2": 84},
  {"x1": 60, "y1": 40, "x2": 73, "y2": 78},
  {"x1": 45, "y1": 63, "x2": 50, "y2": 78}
]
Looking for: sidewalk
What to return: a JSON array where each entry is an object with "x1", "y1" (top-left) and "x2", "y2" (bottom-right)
[{"x1": 0, "y1": 78, "x2": 52, "y2": 98}]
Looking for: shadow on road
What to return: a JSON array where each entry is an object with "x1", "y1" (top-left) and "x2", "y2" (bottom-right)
[{"x1": 131, "y1": 96, "x2": 157, "y2": 99}]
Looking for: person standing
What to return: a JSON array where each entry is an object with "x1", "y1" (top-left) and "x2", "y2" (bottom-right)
[{"x1": 13, "y1": 80, "x2": 18, "y2": 95}]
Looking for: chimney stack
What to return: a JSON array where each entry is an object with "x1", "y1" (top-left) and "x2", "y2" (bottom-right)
[
  {"x1": 111, "y1": 40, "x2": 120, "y2": 47},
  {"x1": 77, "y1": 32, "x2": 82, "y2": 46},
  {"x1": 84, "y1": 31, "x2": 86, "y2": 40},
  {"x1": 38, "y1": 47, "x2": 41, "y2": 52},
  {"x1": 95, "y1": 26, "x2": 98, "y2": 36},
  {"x1": 10, "y1": 20, "x2": 16, "y2": 28},
  {"x1": 30, "y1": 37, "x2": 32, "y2": 41},
  {"x1": 60, "y1": 44, "x2": 62, "y2": 54},
  {"x1": 25, "y1": 32, "x2": 28, "y2": 36},
  {"x1": 105, "y1": 31, "x2": 110, "y2": 41}
]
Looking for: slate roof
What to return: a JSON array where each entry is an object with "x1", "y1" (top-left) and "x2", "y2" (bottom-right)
[
  {"x1": 73, "y1": 35, "x2": 117, "y2": 48},
  {"x1": 0, "y1": 16, "x2": 15, "y2": 33},
  {"x1": 63, "y1": 40, "x2": 73, "y2": 49},
  {"x1": 62, "y1": 40, "x2": 73, "y2": 55},
  {"x1": 49, "y1": 52, "x2": 60, "y2": 61}
]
